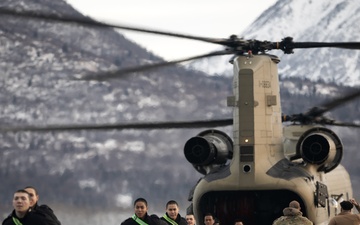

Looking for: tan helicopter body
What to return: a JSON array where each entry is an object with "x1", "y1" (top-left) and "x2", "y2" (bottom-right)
[
  {"x1": 1, "y1": 8, "x2": 359, "y2": 225},
  {"x1": 184, "y1": 54, "x2": 353, "y2": 225}
]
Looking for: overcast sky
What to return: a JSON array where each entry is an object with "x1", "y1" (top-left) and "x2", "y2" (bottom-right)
[{"x1": 65, "y1": 0, "x2": 278, "y2": 60}]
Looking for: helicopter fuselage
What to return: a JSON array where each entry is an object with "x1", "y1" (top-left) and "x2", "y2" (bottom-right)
[{"x1": 185, "y1": 54, "x2": 352, "y2": 225}]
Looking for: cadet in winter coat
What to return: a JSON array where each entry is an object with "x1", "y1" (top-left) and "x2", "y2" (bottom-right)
[
  {"x1": 272, "y1": 200, "x2": 313, "y2": 225},
  {"x1": 2, "y1": 189, "x2": 58, "y2": 225},
  {"x1": 121, "y1": 198, "x2": 165, "y2": 225},
  {"x1": 24, "y1": 186, "x2": 61, "y2": 225},
  {"x1": 161, "y1": 200, "x2": 187, "y2": 225},
  {"x1": 185, "y1": 214, "x2": 196, "y2": 225}
]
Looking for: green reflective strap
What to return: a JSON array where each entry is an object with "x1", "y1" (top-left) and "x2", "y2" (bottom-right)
[
  {"x1": 12, "y1": 217, "x2": 23, "y2": 225},
  {"x1": 132, "y1": 214, "x2": 149, "y2": 225},
  {"x1": 163, "y1": 214, "x2": 178, "y2": 225}
]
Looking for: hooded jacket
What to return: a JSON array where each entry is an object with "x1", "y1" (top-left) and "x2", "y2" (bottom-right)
[
  {"x1": 31, "y1": 203, "x2": 61, "y2": 225},
  {"x1": 272, "y1": 207, "x2": 313, "y2": 225}
]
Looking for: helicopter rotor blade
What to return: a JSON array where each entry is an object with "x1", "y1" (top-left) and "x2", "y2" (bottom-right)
[
  {"x1": 4, "y1": 9, "x2": 360, "y2": 57},
  {"x1": 79, "y1": 50, "x2": 233, "y2": 80},
  {"x1": 321, "y1": 89, "x2": 360, "y2": 111},
  {"x1": 307, "y1": 89, "x2": 360, "y2": 118},
  {"x1": 292, "y1": 42, "x2": 360, "y2": 50},
  {"x1": 272, "y1": 37, "x2": 360, "y2": 54},
  {"x1": 0, "y1": 8, "x2": 233, "y2": 46},
  {"x1": 282, "y1": 89, "x2": 360, "y2": 124},
  {"x1": 326, "y1": 121, "x2": 360, "y2": 128},
  {"x1": 0, "y1": 119, "x2": 233, "y2": 132},
  {"x1": 2, "y1": 9, "x2": 360, "y2": 54},
  {"x1": 2, "y1": 9, "x2": 360, "y2": 129}
]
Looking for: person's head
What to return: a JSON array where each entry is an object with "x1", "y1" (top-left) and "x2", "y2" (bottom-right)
[
  {"x1": 134, "y1": 198, "x2": 148, "y2": 219},
  {"x1": 340, "y1": 201, "x2": 353, "y2": 211},
  {"x1": 12, "y1": 189, "x2": 31, "y2": 218},
  {"x1": 289, "y1": 200, "x2": 301, "y2": 210},
  {"x1": 24, "y1": 186, "x2": 39, "y2": 208},
  {"x1": 204, "y1": 213, "x2": 215, "y2": 225},
  {"x1": 234, "y1": 219, "x2": 243, "y2": 225},
  {"x1": 166, "y1": 200, "x2": 180, "y2": 220},
  {"x1": 186, "y1": 214, "x2": 196, "y2": 225}
]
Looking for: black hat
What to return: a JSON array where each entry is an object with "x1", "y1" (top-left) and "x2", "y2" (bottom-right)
[{"x1": 340, "y1": 201, "x2": 353, "y2": 210}]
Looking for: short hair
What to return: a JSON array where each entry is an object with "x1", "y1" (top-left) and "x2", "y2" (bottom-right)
[
  {"x1": 134, "y1": 198, "x2": 147, "y2": 207},
  {"x1": 204, "y1": 213, "x2": 215, "y2": 219},
  {"x1": 166, "y1": 200, "x2": 179, "y2": 207},
  {"x1": 24, "y1": 186, "x2": 38, "y2": 195},
  {"x1": 15, "y1": 189, "x2": 30, "y2": 195},
  {"x1": 340, "y1": 201, "x2": 353, "y2": 210},
  {"x1": 14, "y1": 189, "x2": 30, "y2": 199}
]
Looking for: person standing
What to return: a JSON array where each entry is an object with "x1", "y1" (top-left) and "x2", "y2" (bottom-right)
[
  {"x1": 161, "y1": 200, "x2": 187, "y2": 225},
  {"x1": 185, "y1": 213, "x2": 196, "y2": 225},
  {"x1": 2, "y1": 189, "x2": 57, "y2": 225},
  {"x1": 203, "y1": 213, "x2": 215, "y2": 225},
  {"x1": 121, "y1": 198, "x2": 164, "y2": 225},
  {"x1": 328, "y1": 199, "x2": 360, "y2": 225},
  {"x1": 24, "y1": 186, "x2": 61, "y2": 225},
  {"x1": 272, "y1": 200, "x2": 313, "y2": 225}
]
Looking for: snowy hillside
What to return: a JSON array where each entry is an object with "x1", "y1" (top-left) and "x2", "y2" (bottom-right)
[{"x1": 186, "y1": 0, "x2": 360, "y2": 86}]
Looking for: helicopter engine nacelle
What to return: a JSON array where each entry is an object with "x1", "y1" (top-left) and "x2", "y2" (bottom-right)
[
  {"x1": 284, "y1": 126, "x2": 343, "y2": 173},
  {"x1": 184, "y1": 129, "x2": 233, "y2": 175}
]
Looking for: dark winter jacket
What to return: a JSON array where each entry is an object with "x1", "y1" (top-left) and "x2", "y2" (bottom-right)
[
  {"x1": 2, "y1": 209, "x2": 58, "y2": 225},
  {"x1": 32, "y1": 203, "x2": 61, "y2": 225},
  {"x1": 121, "y1": 213, "x2": 166, "y2": 225},
  {"x1": 161, "y1": 213, "x2": 187, "y2": 225}
]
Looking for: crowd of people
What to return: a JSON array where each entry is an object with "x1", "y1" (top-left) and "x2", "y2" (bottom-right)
[
  {"x1": 119, "y1": 198, "x2": 360, "y2": 225},
  {"x1": 119, "y1": 198, "x2": 239, "y2": 225},
  {"x1": 2, "y1": 189, "x2": 360, "y2": 225}
]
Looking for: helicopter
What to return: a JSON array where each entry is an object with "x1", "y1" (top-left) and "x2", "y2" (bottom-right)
[{"x1": 1, "y1": 7, "x2": 360, "y2": 225}]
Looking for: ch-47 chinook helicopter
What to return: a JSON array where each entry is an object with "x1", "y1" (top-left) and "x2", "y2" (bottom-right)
[{"x1": 1, "y1": 8, "x2": 360, "y2": 225}]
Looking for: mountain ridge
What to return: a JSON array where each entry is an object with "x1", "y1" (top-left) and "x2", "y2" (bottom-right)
[{"x1": 186, "y1": 0, "x2": 360, "y2": 86}]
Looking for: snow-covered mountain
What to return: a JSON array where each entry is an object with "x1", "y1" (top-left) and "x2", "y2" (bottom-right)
[
  {"x1": 187, "y1": 0, "x2": 360, "y2": 86},
  {"x1": 0, "y1": 0, "x2": 233, "y2": 211}
]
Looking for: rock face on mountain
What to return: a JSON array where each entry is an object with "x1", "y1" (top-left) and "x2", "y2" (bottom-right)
[
  {"x1": 0, "y1": 0, "x2": 359, "y2": 219},
  {"x1": 187, "y1": 0, "x2": 360, "y2": 87}
]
